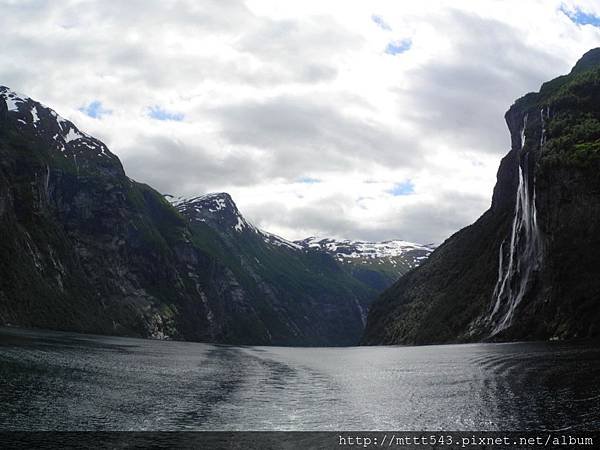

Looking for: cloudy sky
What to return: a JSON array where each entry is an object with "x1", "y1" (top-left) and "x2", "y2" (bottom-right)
[{"x1": 1, "y1": 0, "x2": 600, "y2": 243}]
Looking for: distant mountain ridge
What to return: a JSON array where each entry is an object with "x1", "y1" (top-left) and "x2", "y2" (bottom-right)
[
  {"x1": 296, "y1": 237, "x2": 434, "y2": 291},
  {"x1": 0, "y1": 86, "x2": 431, "y2": 345},
  {"x1": 168, "y1": 193, "x2": 434, "y2": 290},
  {"x1": 296, "y1": 236, "x2": 434, "y2": 263}
]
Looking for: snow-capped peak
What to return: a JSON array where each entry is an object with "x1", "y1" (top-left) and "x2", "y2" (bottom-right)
[
  {"x1": 167, "y1": 193, "x2": 307, "y2": 250},
  {"x1": 0, "y1": 87, "x2": 29, "y2": 112},
  {"x1": 168, "y1": 192, "x2": 254, "y2": 233},
  {"x1": 169, "y1": 193, "x2": 233, "y2": 211},
  {"x1": 168, "y1": 193, "x2": 306, "y2": 249},
  {"x1": 0, "y1": 85, "x2": 112, "y2": 159},
  {"x1": 295, "y1": 236, "x2": 435, "y2": 260},
  {"x1": 168, "y1": 192, "x2": 434, "y2": 264},
  {"x1": 296, "y1": 237, "x2": 435, "y2": 267}
]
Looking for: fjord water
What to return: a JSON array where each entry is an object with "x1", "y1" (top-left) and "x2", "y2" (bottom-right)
[{"x1": 0, "y1": 327, "x2": 598, "y2": 431}]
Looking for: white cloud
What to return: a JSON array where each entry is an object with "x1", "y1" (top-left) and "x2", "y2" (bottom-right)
[{"x1": 1, "y1": 0, "x2": 600, "y2": 243}]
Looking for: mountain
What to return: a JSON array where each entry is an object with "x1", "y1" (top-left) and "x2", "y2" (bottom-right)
[
  {"x1": 168, "y1": 193, "x2": 433, "y2": 344},
  {"x1": 295, "y1": 237, "x2": 434, "y2": 291},
  {"x1": 0, "y1": 86, "x2": 430, "y2": 345},
  {"x1": 169, "y1": 193, "x2": 375, "y2": 345},
  {"x1": 0, "y1": 85, "x2": 252, "y2": 343},
  {"x1": 362, "y1": 48, "x2": 600, "y2": 345}
]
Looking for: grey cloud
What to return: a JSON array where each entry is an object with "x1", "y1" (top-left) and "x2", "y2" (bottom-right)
[
  {"x1": 59, "y1": 0, "x2": 258, "y2": 34},
  {"x1": 379, "y1": 192, "x2": 491, "y2": 244},
  {"x1": 213, "y1": 95, "x2": 423, "y2": 177},
  {"x1": 245, "y1": 190, "x2": 488, "y2": 244},
  {"x1": 395, "y1": 9, "x2": 569, "y2": 155},
  {"x1": 0, "y1": 0, "x2": 335, "y2": 95},
  {"x1": 117, "y1": 135, "x2": 265, "y2": 196},
  {"x1": 235, "y1": 15, "x2": 364, "y2": 84},
  {"x1": 121, "y1": 91, "x2": 425, "y2": 193},
  {"x1": 244, "y1": 195, "x2": 359, "y2": 238}
]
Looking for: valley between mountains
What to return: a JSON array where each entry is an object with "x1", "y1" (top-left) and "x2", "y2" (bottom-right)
[{"x1": 2, "y1": 48, "x2": 600, "y2": 347}]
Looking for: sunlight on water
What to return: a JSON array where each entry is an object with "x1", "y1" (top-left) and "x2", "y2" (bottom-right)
[{"x1": 0, "y1": 327, "x2": 598, "y2": 431}]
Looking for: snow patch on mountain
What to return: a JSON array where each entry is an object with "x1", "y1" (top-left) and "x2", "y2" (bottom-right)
[
  {"x1": 168, "y1": 193, "x2": 253, "y2": 233},
  {"x1": 260, "y1": 230, "x2": 303, "y2": 250},
  {"x1": 31, "y1": 106, "x2": 39, "y2": 125},
  {"x1": 64, "y1": 127, "x2": 85, "y2": 143},
  {"x1": 168, "y1": 193, "x2": 434, "y2": 267},
  {"x1": 1, "y1": 85, "x2": 110, "y2": 158},
  {"x1": 169, "y1": 193, "x2": 228, "y2": 210},
  {"x1": 297, "y1": 237, "x2": 435, "y2": 260},
  {"x1": 234, "y1": 217, "x2": 245, "y2": 232},
  {"x1": 2, "y1": 90, "x2": 26, "y2": 112}
]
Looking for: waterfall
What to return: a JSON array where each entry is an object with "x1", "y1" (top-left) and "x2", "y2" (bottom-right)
[
  {"x1": 539, "y1": 107, "x2": 547, "y2": 150},
  {"x1": 45, "y1": 164, "x2": 50, "y2": 200},
  {"x1": 488, "y1": 113, "x2": 543, "y2": 334}
]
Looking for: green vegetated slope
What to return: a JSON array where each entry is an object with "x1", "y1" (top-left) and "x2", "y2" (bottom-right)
[{"x1": 363, "y1": 48, "x2": 600, "y2": 345}]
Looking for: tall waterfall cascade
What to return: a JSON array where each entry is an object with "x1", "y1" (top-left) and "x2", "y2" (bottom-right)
[{"x1": 487, "y1": 111, "x2": 546, "y2": 334}]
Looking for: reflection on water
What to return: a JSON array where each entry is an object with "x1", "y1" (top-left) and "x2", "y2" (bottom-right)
[{"x1": 0, "y1": 327, "x2": 598, "y2": 431}]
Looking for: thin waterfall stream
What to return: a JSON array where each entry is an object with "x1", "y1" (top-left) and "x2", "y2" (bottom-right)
[{"x1": 487, "y1": 113, "x2": 544, "y2": 334}]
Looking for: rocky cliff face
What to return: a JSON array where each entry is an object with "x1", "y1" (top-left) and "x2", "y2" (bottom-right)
[
  {"x1": 362, "y1": 49, "x2": 600, "y2": 345},
  {"x1": 0, "y1": 86, "x2": 257, "y2": 343},
  {"x1": 0, "y1": 87, "x2": 430, "y2": 345}
]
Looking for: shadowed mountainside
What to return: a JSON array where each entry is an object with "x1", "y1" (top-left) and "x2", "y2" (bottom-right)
[{"x1": 363, "y1": 49, "x2": 600, "y2": 345}]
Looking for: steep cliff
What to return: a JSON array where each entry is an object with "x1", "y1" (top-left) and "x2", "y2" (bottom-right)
[
  {"x1": 362, "y1": 48, "x2": 600, "y2": 345},
  {"x1": 0, "y1": 86, "x2": 258, "y2": 343}
]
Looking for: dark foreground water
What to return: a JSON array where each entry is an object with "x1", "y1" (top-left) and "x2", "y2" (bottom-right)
[{"x1": 0, "y1": 327, "x2": 598, "y2": 431}]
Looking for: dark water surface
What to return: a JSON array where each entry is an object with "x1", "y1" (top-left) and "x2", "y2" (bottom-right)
[{"x1": 0, "y1": 327, "x2": 598, "y2": 431}]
